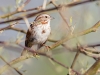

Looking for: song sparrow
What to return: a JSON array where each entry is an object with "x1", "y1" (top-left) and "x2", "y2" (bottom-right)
[{"x1": 21, "y1": 13, "x2": 53, "y2": 56}]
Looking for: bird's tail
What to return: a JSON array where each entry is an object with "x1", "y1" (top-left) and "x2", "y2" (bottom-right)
[
  {"x1": 21, "y1": 47, "x2": 38, "y2": 57},
  {"x1": 21, "y1": 45, "x2": 42, "y2": 56}
]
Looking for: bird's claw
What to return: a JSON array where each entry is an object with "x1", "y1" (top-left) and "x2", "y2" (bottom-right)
[{"x1": 43, "y1": 44, "x2": 50, "y2": 51}]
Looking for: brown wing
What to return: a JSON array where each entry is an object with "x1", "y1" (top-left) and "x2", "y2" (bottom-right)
[
  {"x1": 25, "y1": 24, "x2": 34, "y2": 48},
  {"x1": 25, "y1": 21, "x2": 41, "y2": 48}
]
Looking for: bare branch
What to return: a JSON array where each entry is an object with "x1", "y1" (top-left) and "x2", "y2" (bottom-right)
[
  {"x1": 0, "y1": 22, "x2": 26, "y2": 34},
  {"x1": 0, "y1": 0, "x2": 99, "y2": 24},
  {"x1": 51, "y1": 1, "x2": 70, "y2": 30},
  {"x1": 49, "y1": 21, "x2": 100, "y2": 49},
  {"x1": 0, "y1": 55, "x2": 23, "y2": 75},
  {"x1": 17, "y1": 0, "x2": 31, "y2": 11},
  {"x1": 0, "y1": 41, "x2": 81, "y2": 75},
  {"x1": 84, "y1": 59, "x2": 100, "y2": 75}
]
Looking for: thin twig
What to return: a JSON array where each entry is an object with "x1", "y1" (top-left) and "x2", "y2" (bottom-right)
[
  {"x1": 79, "y1": 48, "x2": 100, "y2": 59},
  {"x1": 83, "y1": 57, "x2": 100, "y2": 75},
  {"x1": 0, "y1": 22, "x2": 26, "y2": 34},
  {"x1": 10, "y1": 27, "x2": 26, "y2": 33},
  {"x1": 77, "y1": 44, "x2": 100, "y2": 75},
  {"x1": 51, "y1": 1, "x2": 70, "y2": 30},
  {"x1": 71, "y1": 50, "x2": 80, "y2": 69},
  {"x1": 84, "y1": 47, "x2": 100, "y2": 54},
  {"x1": 0, "y1": 55, "x2": 23, "y2": 75},
  {"x1": 17, "y1": 0, "x2": 31, "y2": 11},
  {"x1": 0, "y1": 22, "x2": 18, "y2": 31}
]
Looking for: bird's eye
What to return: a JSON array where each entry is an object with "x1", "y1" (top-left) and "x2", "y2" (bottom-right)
[{"x1": 45, "y1": 16, "x2": 48, "y2": 18}]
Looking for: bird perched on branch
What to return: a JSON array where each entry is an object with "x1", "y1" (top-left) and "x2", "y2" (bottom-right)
[{"x1": 21, "y1": 13, "x2": 53, "y2": 56}]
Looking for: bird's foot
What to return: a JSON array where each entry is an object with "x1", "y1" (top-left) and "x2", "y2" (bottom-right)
[{"x1": 43, "y1": 44, "x2": 50, "y2": 51}]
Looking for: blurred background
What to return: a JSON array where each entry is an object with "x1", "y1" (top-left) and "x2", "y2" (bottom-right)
[{"x1": 0, "y1": 0, "x2": 100, "y2": 75}]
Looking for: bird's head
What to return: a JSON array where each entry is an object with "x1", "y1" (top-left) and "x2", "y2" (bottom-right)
[{"x1": 34, "y1": 13, "x2": 53, "y2": 24}]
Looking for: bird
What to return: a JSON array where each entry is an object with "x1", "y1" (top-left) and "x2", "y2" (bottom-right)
[{"x1": 21, "y1": 13, "x2": 53, "y2": 56}]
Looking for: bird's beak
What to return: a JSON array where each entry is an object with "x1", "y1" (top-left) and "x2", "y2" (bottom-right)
[{"x1": 50, "y1": 16, "x2": 55, "y2": 20}]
